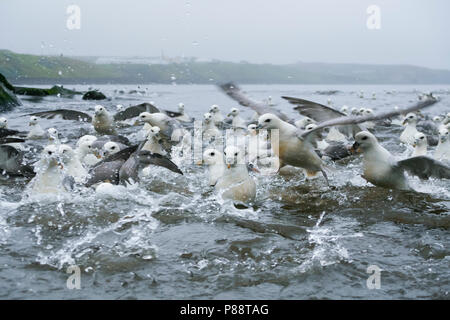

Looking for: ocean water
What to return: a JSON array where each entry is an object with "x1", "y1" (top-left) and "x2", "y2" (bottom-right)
[{"x1": 0, "y1": 84, "x2": 449, "y2": 299}]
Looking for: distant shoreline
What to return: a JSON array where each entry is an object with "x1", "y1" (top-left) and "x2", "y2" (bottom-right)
[{"x1": 2, "y1": 49, "x2": 450, "y2": 85}]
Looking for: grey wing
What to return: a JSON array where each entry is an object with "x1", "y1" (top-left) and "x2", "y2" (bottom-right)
[
  {"x1": 0, "y1": 145, "x2": 21, "y2": 171},
  {"x1": 96, "y1": 135, "x2": 131, "y2": 146},
  {"x1": 301, "y1": 96, "x2": 439, "y2": 139},
  {"x1": 218, "y1": 82, "x2": 292, "y2": 122},
  {"x1": 427, "y1": 135, "x2": 439, "y2": 147},
  {"x1": 138, "y1": 150, "x2": 183, "y2": 175},
  {"x1": 282, "y1": 96, "x2": 362, "y2": 136},
  {"x1": 62, "y1": 175, "x2": 76, "y2": 191},
  {"x1": 113, "y1": 102, "x2": 160, "y2": 121},
  {"x1": 164, "y1": 110, "x2": 183, "y2": 118},
  {"x1": 119, "y1": 153, "x2": 140, "y2": 184},
  {"x1": 323, "y1": 142, "x2": 352, "y2": 161},
  {"x1": 282, "y1": 96, "x2": 345, "y2": 122},
  {"x1": 396, "y1": 156, "x2": 450, "y2": 180},
  {"x1": 85, "y1": 160, "x2": 123, "y2": 187},
  {"x1": 0, "y1": 137, "x2": 26, "y2": 144},
  {"x1": 91, "y1": 145, "x2": 139, "y2": 168},
  {"x1": 28, "y1": 109, "x2": 92, "y2": 122},
  {"x1": 0, "y1": 145, "x2": 35, "y2": 177},
  {"x1": 0, "y1": 128, "x2": 27, "y2": 138}
]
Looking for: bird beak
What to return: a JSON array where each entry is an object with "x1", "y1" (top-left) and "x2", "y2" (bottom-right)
[
  {"x1": 93, "y1": 150, "x2": 102, "y2": 159},
  {"x1": 251, "y1": 167, "x2": 260, "y2": 173},
  {"x1": 227, "y1": 164, "x2": 231, "y2": 169},
  {"x1": 248, "y1": 163, "x2": 260, "y2": 174},
  {"x1": 255, "y1": 124, "x2": 263, "y2": 130},
  {"x1": 58, "y1": 163, "x2": 64, "y2": 169},
  {"x1": 350, "y1": 142, "x2": 361, "y2": 154},
  {"x1": 402, "y1": 119, "x2": 408, "y2": 126},
  {"x1": 413, "y1": 143, "x2": 417, "y2": 147},
  {"x1": 195, "y1": 160, "x2": 203, "y2": 165}
]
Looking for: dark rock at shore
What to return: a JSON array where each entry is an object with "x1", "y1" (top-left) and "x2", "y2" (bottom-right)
[
  {"x1": 14, "y1": 85, "x2": 82, "y2": 97},
  {"x1": 0, "y1": 72, "x2": 21, "y2": 111},
  {"x1": 0, "y1": 83, "x2": 21, "y2": 112},
  {"x1": 82, "y1": 90, "x2": 107, "y2": 100},
  {"x1": 0, "y1": 73, "x2": 15, "y2": 91}
]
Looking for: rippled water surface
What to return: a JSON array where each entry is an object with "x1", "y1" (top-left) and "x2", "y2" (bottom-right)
[{"x1": 0, "y1": 84, "x2": 449, "y2": 299}]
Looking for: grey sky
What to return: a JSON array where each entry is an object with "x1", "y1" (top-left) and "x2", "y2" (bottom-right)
[{"x1": 1, "y1": 0, "x2": 449, "y2": 69}]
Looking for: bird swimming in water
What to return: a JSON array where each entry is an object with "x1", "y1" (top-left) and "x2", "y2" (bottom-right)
[
  {"x1": 172, "y1": 103, "x2": 193, "y2": 123},
  {"x1": 400, "y1": 112, "x2": 419, "y2": 145},
  {"x1": 27, "y1": 145, "x2": 73, "y2": 194},
  {"x1": 199, "y1": 148, "x2": 226, "y2": 187},
  {"x1": 59, "y1": 144, "x2": 88, "y2": 183},
  {"x1": 26, "y1": 116, "x2": 45, "y2": 139},
  {"x1": 411, "y1": 132, "x2": 428, "y2": 157},
  {"x1": 434, "y1": 128, "x2": 450, "y2": 161},
  {"x1": 215, "y1": 145, "x2": 256, "y2": 204},
  {"x1": 209, "y1": 105, "x2": 225, "y2": 127},
  {"x1": 351, "y1": 131, "x2": 450, "y2": 190},
  {"x1": 227, "y1": 107, "x2": 247, "y2": 132},
  {"x1": 141, "y1": 126, "x2": 167, "y2": 156},
  {"x1": 27, "y1": 103, "x2": 161, "y2": 135}
]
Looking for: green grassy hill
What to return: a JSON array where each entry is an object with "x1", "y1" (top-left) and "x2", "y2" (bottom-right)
[{"x1": 1, "y1": 49, "x2": 450, "y2": 84}]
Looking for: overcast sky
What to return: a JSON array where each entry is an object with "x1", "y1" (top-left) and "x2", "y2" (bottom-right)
[{"x1": 1, "y1": 0, "x2": 449, "y2": 69}]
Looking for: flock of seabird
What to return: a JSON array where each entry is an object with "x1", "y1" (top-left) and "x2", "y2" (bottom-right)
[{"x1": 0, "y1": 83, "x2": 449, "y2": 205}]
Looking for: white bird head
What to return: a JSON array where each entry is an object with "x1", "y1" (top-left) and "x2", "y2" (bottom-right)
[
  {"x1": 203, "y1": 112, "x2": 213, "y2": 123},
  {"x1": 305, "y1": 123, "x2": 318, "y2": 132},
  {"x1": 352, "y1": 131, "x2": 378, "y2": 153},
  {"x1": 103, "y1": 142, "x2": 120, "y2": 157},
  {"x1": 59, "y1": 144, "x2": 75, "y2": 162},
  {"x1": 94, "y1": 105, "x2": 107, "y2": 116},
  {"x1": 41, "y1": 145, "x2": 60, "y2": 166},
  {"x1": 439, "y1": 128, "x2": 449, "y2": 143},
  {"x1": 47, "y1": 128, "x2": 59, "y2": 142},
  {"x1": 223, "y1": 145, "x2": 244, "y2": 168},
  {"x1": 146, "y1": 126, "x2": 162, "y2": 141},
  {"x1": 258, "y1": 113, "x2": 282, "y2": 130},
  {"x1": 358, "y1": 107, "x2": 366, "y2": 115},
  {"x1": 294, "y1": 117, "x2": 315, "y2": 129},
  {"x1": 76, "y1": 135, "x2": 97, "y2": 147},
  {"x1": 247, "y1": 123, "x2": 258, "y2": 135},
  {"x1": 77, "y1": 140, "x2": 95, "y2": 156},
  {"x1": 178, "y1": 103, "x2": 185, "y2": 112},
  {"x1": 340, "y1": 106, "x2": 349, "y2": 114},
  {"x1": 116, "y1": 104, "x2": 125, "y2": 112},
  {"x1": 209, "y1": 104, "x2": 220, "y2": 114},
  {"x1": 227, "y1": 107, "x2": 240, "y2": 117},
  {"x1": 413, "y1": 132, "x2": 427, "y2": 148},
  {"x1": 351, "y1": 107, "x2": 359, "y2": 115},
  {"x1": 201, "y1": 149, "x2": 224, "y2": 166},
  {"x1": 0, "y1": 117, "x2": 7, "y2": 128},
  {"x1": 29, "y1": 116, "x2": 39, "y2": 126},
  {"x1": 432, "y1": 116, "x2": 443, "y2": 123},
  {"x1": 139, "y1": 112, "x2": 168, "y2": 129},
  {"x1": 364, "y1": 108, "x2": 374, "y2": 116},
  {"x1": 402, "y1": 113, "x2": 418, "y2": 125}
]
